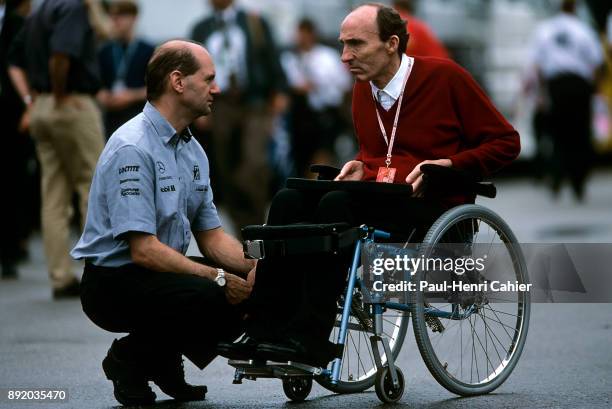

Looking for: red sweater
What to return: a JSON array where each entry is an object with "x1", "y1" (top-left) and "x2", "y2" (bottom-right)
[{"x1": 353, "y1": 56, "x2": 520, "y2": 203}]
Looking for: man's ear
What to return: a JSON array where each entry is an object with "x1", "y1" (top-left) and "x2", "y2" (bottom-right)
[
  {"x1": 169, "y1": 70, "x2": 184, "y2": 94},
  {"x1": 386, "y1": 35, "x2": 399, "y2": 55}
]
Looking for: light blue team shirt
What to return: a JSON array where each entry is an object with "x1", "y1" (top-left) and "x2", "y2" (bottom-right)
[{"x1": 71, "y1": 102, "x2": 221, "y2": 267}]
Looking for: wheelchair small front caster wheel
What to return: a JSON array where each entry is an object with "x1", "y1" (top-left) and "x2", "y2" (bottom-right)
[
  {"x1": 282, "y1": 377, "x2": 312, "y2": 402},
  {"x1": 375, "y1": 365, "x2": 405, "y2": 403}
]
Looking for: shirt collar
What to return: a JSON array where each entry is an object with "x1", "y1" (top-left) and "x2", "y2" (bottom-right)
[
  {"x1": 216, "y1": 5, "x2": 238, "y2": 24},
  {"x1": 370, "y1": 54, "x2": 409, "y2": 102},
  {"x1": 143, "y1": 101, "x2": 192, "y2": 145}
]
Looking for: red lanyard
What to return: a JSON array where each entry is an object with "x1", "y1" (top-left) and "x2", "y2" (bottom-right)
[{"x1": 373, "y1": 57, "x2": 413, "y2": 168}]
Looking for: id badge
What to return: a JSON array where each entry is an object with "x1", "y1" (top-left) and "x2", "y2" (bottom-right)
[{"x1": 376, "y1": 166, "x2": 396, "y2": 183}]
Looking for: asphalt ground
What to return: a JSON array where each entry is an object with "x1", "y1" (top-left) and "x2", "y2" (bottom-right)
[{"x1": 1, "y1": 173, "x2": 612, "y2": 409}]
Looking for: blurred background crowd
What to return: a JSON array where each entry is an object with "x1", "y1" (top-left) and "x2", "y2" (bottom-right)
[{"x1": 0, "y1": 0, "x2": 611, "y2": 297}]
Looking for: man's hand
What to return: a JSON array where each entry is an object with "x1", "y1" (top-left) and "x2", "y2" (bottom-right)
[
  {"x1": 246, "y1": 264, "x2": 257, "y2": 287},
  {"x1": 405, "y1": 159, "x2": 452, "y2": 197},
  {"x1": 335, "y1": 160, "x2": 364, "y2": 181},
  {"x1": 270, "y1": 93, "x2": 289, "y2": 115},
  {"x1": 224, "y1": 272, "x2": 252, "y2": 305},
  {"x1": 18, "y1": 106, "x2": 32, "y2": 133},
  {"x1": 97, "y1": 89, "x2": 143, "y2": 111}
]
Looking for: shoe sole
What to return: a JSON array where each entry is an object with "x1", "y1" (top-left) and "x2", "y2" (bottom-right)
[
  {"x1": 102, "y1": 356, "x2": 156, "y2": 406},
  {"x1": 154, "y1": 384, "x2": 207, "y2": 402},
  {"x1": 217, "y1": 345, "x2": 258, "y2": 361},
  {"x1": 255, "y1": 345, "x2": 299, "y2": 362}
]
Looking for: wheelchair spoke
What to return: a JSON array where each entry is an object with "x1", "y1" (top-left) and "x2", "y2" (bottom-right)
[
  {"x1": 460, "y1": 311, "x2": 464, "y2": 379},
  {"x1": 470, "y1": 315, "x2": 478, "y2": 383},
  {"x1": 480, "y1": 309, "x2": 504, "y2": 364},
  {"x1": 348, "y1": 330, "x2": 367, "y2": 379},
  {"x1": 484, "y1": 306, "x2": 520, "y2": 318},
  {"x1": 481, "y1": 307, "x2": 521, "y2": 333},
  {"x1": 468, "y1": 312, "x2": 495, "y2": 378}
]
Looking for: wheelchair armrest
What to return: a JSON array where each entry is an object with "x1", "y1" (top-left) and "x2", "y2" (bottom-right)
[
  {"x1": 310, "y1": 164, "x2": 341, "y2": 180},
  {"x1": 241, "y1": 223, "x2": 364, "y2": 259},
  {"x1": 420, "y1": 164, "x2": 496, "y2": 199}
]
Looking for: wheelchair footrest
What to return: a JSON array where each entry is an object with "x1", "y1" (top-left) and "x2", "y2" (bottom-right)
[
  {"x1": 241, "y1": 223, "x2": 364, "y2": 259},
  {"x1": 228, "y1": 359, "x2": 325, "y2": 381}
]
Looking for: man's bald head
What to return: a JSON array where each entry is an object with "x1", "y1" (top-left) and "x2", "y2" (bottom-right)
[
  {"x1": 341, "y1": 4, "x2": 379, "y2": 34},
  {"x1": 342, "y1": 3, "x2": 407, "y2": 58},
  {"x1": 146, "y1": 40, "x2": 210, "y2": 101}
]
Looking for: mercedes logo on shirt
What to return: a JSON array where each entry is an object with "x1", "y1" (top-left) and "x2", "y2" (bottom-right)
[{"x1": 157, "y1": 161, "x2": 166, "y2": 173}]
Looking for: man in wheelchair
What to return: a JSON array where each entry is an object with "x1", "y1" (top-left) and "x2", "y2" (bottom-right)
[{"x1": 218, "y1": 3, "x2": 520, "y2": 367}]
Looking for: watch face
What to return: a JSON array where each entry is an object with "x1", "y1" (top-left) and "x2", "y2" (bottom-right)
[{"x1": 217, "y1": 276, "x2": 227, "y2": 287}]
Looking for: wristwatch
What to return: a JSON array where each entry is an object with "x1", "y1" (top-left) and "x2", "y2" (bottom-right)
[{"x1": 214, "y1": 268, "x2": 226, "y2": 287}]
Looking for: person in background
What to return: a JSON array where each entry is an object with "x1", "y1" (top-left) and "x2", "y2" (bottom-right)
[
  {"x1": 190, "y1": 0, "x2": 287, "y2": 230},
  {"x1": 97, "y1": 0, "x2": 154, "y2": 138},
  {"x1": 392, "y1": 0, "x2": 450, "y2": 59},
  {"x1": 529, "y1": 0, "x2": 604, "y2": 200},
  {"x1": 0, "y1": 0, "x2": 32, "y2": 279},
  {"x1": 281, "y1": 18, "x2": 351, "y2": 177},
  {"x1": 8, "y1": 0, "x2": 105, "y2": 298}
]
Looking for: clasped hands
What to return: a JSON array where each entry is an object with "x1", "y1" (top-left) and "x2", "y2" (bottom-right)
[
  {"x1": 335, "y1": 158, "x2": 452, "y2": 196},
  {"x1": 223, "y1": 264, "x2": 257, "y2": 305}
]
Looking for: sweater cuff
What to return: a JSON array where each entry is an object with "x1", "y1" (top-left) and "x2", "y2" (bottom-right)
[{"x1": 447, "y1": 151, "x2": 480, "y2": 174}]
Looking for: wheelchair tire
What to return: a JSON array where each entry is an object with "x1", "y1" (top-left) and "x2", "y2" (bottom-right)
[
  {"x1": 282, "y1": 377, "x2": 312, "y2": 402},
  {"x1": 375, "y1": 365, "x2": 405, "y2": 403},
  {"x1": 411, "y1": 204, "x2": 530, "y2": 396},
  {"x1": 317, "y1": 279, "x2": 409, "y2": 394}
]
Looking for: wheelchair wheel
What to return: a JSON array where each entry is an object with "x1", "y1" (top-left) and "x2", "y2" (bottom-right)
[
  {"x1": 282, "y1": 377, "x2": 312, "y2": 402},
  {"x1": 317, "y1": 275, "x2": 409, "y2": 394},
  {"x1": 411, "y1": 204, "x2": 530, "y2": 396},
  {"x1": 375, "y1": 365, "x2": 405, "y2": 403}
]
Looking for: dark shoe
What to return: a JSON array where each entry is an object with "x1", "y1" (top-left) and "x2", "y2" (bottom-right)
[
  {"x1": 217, "y1": 335, "x2": 260, "y2": 360},
  {"x1": 102, "y1": 341, "x2": 156, "y2": 406},
  {"x1": 257, "y1": 338, "x2": 340, "y2": 367},
  {"x1": 151, "y1": 355, "x2": 207, "y2": 402},
  {"x1": 52, "y1": 278, "x2": 80, "y2": 299},
  {"x1": 257, "y1": 338, "x2": 305, "y2": 362}
]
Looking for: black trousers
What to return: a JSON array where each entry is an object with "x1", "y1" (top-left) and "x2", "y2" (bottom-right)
[
  {"x1": 546, "y1": 73, "x2": 594, "y2": 198},
  {"x1": 247, "y1": 188, "x2": 445, "y2": 354},
  {"x1": 80, "y1": 262, "x2": 244, "y2": 370}
]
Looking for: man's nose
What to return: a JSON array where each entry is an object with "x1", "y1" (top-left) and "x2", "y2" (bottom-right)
[
  {"x1": 211, "y1": 82, "x2": 221, "y2": 95},
  {"x1": 341, "y1": 46, "x2": 353, "y2": 64}
]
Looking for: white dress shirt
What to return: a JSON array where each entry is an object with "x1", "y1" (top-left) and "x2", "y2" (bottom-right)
[
  {"x1": 530, "y1": 12, "x2": 603, "y2": 82},
  {"x1": 370, "y1": 54, "x2": 413, "y2": 111},
  {"x1": 204, "y1": 6, "x2": 247, "y2": 92},
  {"x1": 281, "y1": 44, "x2": 351, "y2": 111}
]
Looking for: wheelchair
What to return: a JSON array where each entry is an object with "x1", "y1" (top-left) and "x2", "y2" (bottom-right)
[{"x1": 228, "y1": 164, "x2": 531, "y2": 404}]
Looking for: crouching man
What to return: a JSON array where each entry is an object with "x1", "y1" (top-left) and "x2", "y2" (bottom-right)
[{"x1": 71, "y1": 40, "x2": 255, "y2": 406}]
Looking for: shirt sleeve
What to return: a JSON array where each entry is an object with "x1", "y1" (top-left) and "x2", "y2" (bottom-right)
[
  {"x1": 50, "y1": 1, "x2": 89, "y2": 57},
  {"x1": 103, "y1": 145, "x2": 157, "y2": 239},
  {"x1": 191, "y1": 177, "x2": 221, "y2": 232},
  {"x1": 446, "y1": 63, "x2": 521, "y2": 176},
  {"x1": 7, "y1": 24, "x2": 27, "y2": 69}
]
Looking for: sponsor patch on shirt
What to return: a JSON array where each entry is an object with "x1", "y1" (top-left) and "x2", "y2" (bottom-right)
[
  {"x1": 118, "y1": 165, "x2": 140, "y2": 174},
  {"x1": 120, "y1": 187, "x2": 140, "y2": 196}
]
